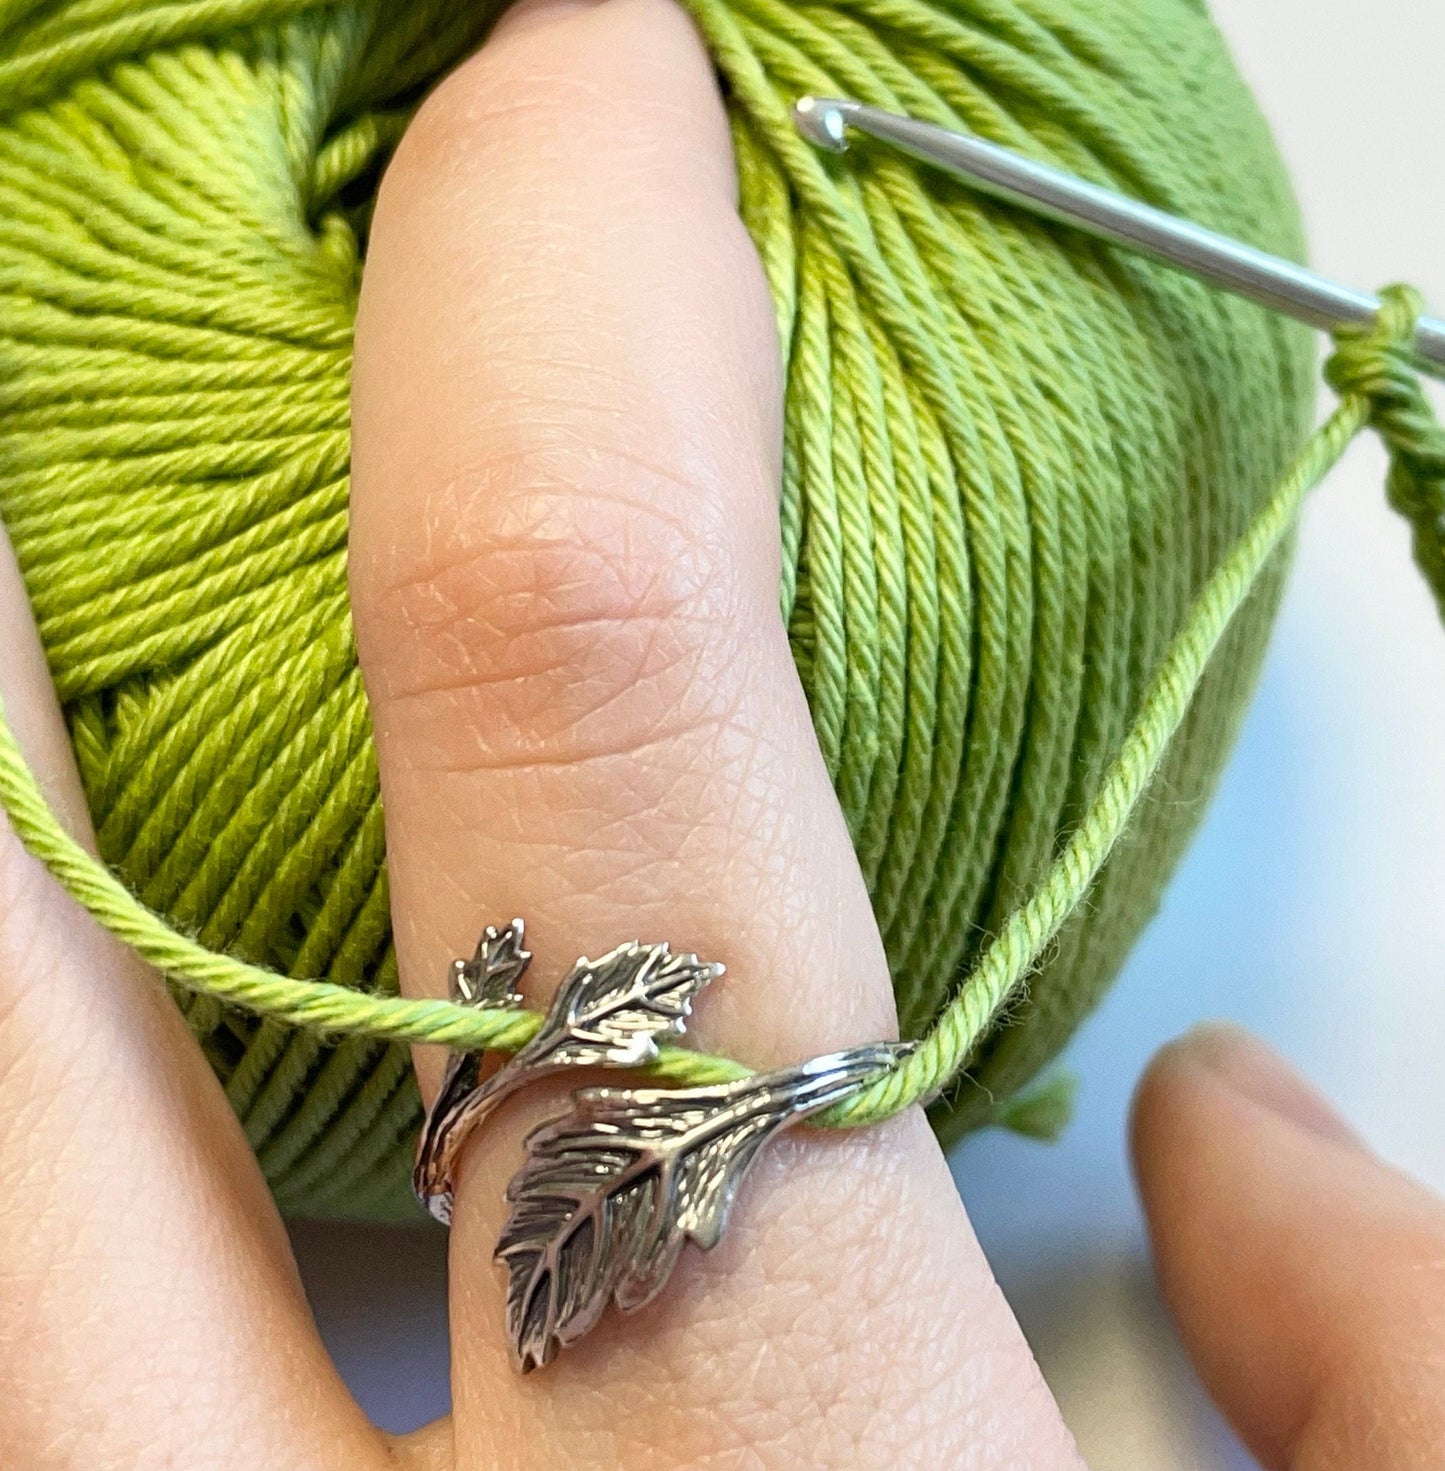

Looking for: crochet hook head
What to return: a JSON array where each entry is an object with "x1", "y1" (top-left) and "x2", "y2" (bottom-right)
[
  {"x1": 794, "y1": 94, "x2": 853, "y2": 152},
  {"x1": 794, "y1": 97, "x2": 1445, "y2": 375}
]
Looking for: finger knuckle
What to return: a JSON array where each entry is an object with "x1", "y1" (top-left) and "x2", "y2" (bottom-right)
[{"x1": 353, "y1": 441, "x2": 753, "y2": 774}]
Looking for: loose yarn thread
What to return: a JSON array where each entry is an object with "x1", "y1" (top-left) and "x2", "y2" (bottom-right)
[
  {"x1": 1, "y1": 294, "x2": 1437, "y2": 1117},
  {"x1": 2, "y1": 0, "x2": 1438, "y2": 1217}
]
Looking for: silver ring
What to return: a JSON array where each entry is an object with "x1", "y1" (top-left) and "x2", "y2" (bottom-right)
[
  {"x1": 414, "y1": 919, "x2": 721, "y2": 1224},
  {"x1": 414, "y1": 918, "x2": 907, "y2": 1371}
]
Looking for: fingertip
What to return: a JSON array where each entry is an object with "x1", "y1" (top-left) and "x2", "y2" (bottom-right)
[
  {"x1": 1132, "y1": 1022, "x2": 1360, "y2": 1185},
  {"x1": 1131, "y1": 1023, "x2": 1445, "y2": 1469},
  {"x1": 1128, "y1": 1026, "x2": 1220, "y2": 1210},
  {"x1": 1130, "y1": 1023, "x2": 1370, "y2": 1292},
  {"x1": 489, "y1": 0, "x2": 609, "y2": 42}
]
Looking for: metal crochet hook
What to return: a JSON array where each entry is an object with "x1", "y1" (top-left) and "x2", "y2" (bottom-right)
[{"x1": 794, "y1": 97, "x2": 1445, "y2": 374}]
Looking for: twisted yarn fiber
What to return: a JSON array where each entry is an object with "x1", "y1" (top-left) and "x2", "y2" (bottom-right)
[{"x1": 0, "y1": 0, "x2": 1322, "y2": 1219}]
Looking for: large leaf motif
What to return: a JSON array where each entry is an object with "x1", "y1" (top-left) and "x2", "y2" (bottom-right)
[{"x1": 495, "y1": 1042, "x2": 909, "y2": 1371}]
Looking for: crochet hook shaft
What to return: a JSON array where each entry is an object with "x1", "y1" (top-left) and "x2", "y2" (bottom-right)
[{"x1": 794, "y1": 97, "x2": 1445, "y2": 373}]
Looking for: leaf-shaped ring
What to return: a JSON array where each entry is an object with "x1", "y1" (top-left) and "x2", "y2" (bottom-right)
[{"x1": 413, "y1": 920, "x2": 724, "y2": 1224}]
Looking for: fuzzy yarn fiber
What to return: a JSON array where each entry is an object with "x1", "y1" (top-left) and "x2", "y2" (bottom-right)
[{"x1": 0, "y1": 0, "x2": 1341, "y2": 1219}]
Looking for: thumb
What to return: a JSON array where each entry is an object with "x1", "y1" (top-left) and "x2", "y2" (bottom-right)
[{"x1": 1131, "y1": 1024, "x2": 1445, "y2": 1471}]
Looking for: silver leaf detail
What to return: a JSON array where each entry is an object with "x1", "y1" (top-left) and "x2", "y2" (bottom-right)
[
  {"x1": 414, "y1": 927, "x2": 722, "y2": 1224},
  {"x1": 495, "y1": 1041, "x2": 909, "y2": 1371},
  {"x1": 451, "y1": 919, "x2": 531, "y2": 1009},
  {"x1": 414, "y1": 920, "x2": 531, "y2": 1223},
  {"x1": 521, "y1": 939, "x2": 724, "y2": 1073}
]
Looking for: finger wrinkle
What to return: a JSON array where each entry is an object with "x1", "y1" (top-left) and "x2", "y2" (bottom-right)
[{"x1": 359, "y1": 477, "x2": 748, "y2": 678}]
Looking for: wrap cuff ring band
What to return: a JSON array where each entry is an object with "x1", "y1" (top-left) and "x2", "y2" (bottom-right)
[{"x1": 412, "y1": 918, "x2": 907, "y2": 1373}]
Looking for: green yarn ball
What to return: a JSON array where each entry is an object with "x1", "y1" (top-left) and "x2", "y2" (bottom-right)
[{"x1": 0, "y1": 0, "x2": 1314, "y2": 1219}]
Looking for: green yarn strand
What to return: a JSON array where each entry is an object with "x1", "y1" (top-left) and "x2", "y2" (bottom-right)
[
  {"x1": 1, "y1": 293, "x2": 1436, "y2": 1129},
  {"x1": 831, "y1": 392, "x2": 1368, "y2": 1124},
  {"x1": 8, "y1": 0, "x2": 1428, "y2": 1217},
  {"x1": 1326, "y1": 287, "x2": 1445, "y2": 622}
]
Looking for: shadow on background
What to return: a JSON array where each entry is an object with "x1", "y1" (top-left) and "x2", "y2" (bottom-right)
[{"x1": 291, "y1": 1219, "x2": 450, "y2": 1434}]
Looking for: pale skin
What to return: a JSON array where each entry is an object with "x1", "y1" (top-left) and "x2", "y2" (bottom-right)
[{"x1": 0, "y1": 1, "x2": 1441, "y2": 1467}]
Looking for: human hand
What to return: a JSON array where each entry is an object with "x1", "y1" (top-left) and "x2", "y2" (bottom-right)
[{"x1": 0, "y1": 2, "x2": 1440, "y2": 1468}]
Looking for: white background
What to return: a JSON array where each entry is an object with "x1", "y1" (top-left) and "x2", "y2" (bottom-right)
[{"x1": 291, "y1": 3, "x2": 1445, "y2": 1462}]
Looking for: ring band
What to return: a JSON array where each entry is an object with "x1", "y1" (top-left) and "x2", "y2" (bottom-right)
[{"x1": 413, "y1": 920, "x2": 529, "y2": 1224}]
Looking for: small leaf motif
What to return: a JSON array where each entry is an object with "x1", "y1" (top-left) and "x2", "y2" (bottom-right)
[
  {"x1": 534, "y1": 940, "x2": 724, "y2": 1071},
  {"x1": 495, "y1": 1043, "x2": 906, "y2": 1371},
  {"x1": 414, "y1": 920, "x2": 531, "y2": 1224},
  {"x1": 451, "y1": 919, "x2": 531, "y2": 1009}
]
